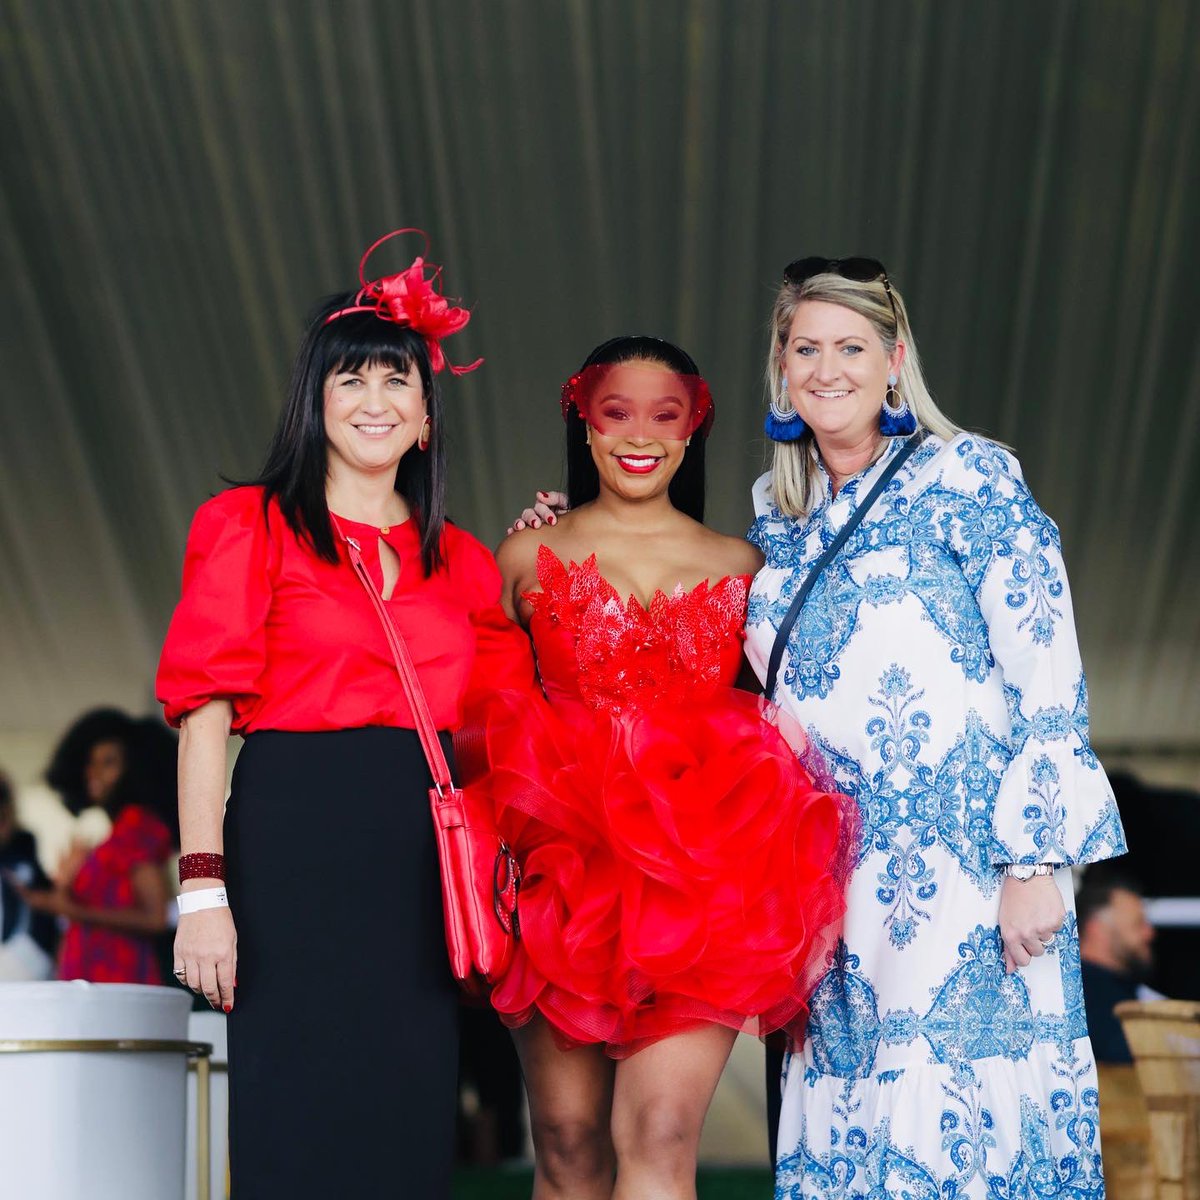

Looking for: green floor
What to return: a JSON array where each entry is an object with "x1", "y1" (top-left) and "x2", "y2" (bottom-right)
[{"x1": 453, "y1": 1166, "x2": 774, "y2": 1198}]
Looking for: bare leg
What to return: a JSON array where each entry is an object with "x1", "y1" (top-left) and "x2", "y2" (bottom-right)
[
  {"x1": 610, "y1": 1024, "x2": 738, "y2": 1200},
  {"x1": 513, "y1": 1016, "x2": 616, "y2": 1199}
]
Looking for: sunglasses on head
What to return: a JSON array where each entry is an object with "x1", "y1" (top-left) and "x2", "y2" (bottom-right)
[{"x1": 782, "y1": 256, "x2": 898, "y2": 330}]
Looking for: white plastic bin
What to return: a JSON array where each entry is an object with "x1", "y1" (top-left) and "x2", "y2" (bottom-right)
[{"x1": 0, "y1": 981, "x2": 194, "y2": 1200}]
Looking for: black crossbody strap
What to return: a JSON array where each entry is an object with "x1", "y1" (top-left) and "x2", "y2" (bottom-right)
[{"x1": 764, "y1": 434, "x2": 924, "y2": 701}]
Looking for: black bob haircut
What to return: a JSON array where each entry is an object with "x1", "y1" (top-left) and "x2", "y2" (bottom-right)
[
  {"x1": 244, "y1": 294, "x2": 447, "y2": 575},
  {"x1": 565, "y1": 335, "x2": 708, "y2": 523}
]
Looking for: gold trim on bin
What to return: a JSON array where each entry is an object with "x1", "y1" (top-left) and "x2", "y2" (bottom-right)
[{"x1": 0, "y1": 1038, "x2": 214, "y2": 1199}]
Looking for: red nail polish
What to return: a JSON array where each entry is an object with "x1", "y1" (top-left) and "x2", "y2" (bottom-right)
[{"x1": 223, "y1": 1004, "x2": 232, "y2": 1014}]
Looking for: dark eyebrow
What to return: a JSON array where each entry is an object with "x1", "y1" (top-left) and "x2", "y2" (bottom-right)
[{"x1": 597, "y1": 391, "x2": 686, "y2": 406}]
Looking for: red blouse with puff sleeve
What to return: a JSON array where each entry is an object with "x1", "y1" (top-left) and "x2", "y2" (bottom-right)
[{"x1": 156, "y1": 486, "x2": 533, "y2": 733}]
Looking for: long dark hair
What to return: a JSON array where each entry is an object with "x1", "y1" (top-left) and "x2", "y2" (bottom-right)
[
  {"x1": 565, "y1": 335, "x2": 708, "y2": 522},
  {"x1": 244, "y1": 296, "x2": 447, "y2": 575}
]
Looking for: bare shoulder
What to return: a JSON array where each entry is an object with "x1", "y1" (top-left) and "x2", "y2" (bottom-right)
[
  {"x1": 699, "y1": 526, "x2": 764, "y2": 577},
  {"x1": 494, "y1": 525, "x2": 544, "y2": 584},
  {"x1": 495, "y1": 510, "x2": 586, "y2": 586}
]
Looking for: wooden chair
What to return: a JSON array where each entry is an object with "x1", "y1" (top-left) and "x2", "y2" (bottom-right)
[
  {"x1": 1116, "y1": 1000, "x2": 1200, "y2": 1200},
  {"x1": 1098, "y1": 1063, "x2": 1153, "y2": 1200}
]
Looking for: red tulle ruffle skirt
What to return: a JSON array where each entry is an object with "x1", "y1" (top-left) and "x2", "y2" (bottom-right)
[{"x1": 463, "y1": 689, "x2": 852, "y2": 1058}]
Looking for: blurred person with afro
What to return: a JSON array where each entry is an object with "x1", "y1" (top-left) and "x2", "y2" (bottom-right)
[{"x1": 12, "y1": 708, "x2": 179, "y2": 983}]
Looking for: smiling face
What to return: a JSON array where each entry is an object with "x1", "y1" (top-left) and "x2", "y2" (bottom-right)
[
  {"x1": 323, "y1": 359, "x2": 427, "y2": 477},
  {"x1": 781, "y1": 300, "x2": 905, "y2": 451},
  {"x1": 585, "y1": 360, "x2": 690, "y2": 500}
]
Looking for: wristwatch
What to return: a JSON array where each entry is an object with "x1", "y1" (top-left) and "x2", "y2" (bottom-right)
[{"x1": 1001, "y1": 863, "x2": 1056, "y2": 881}]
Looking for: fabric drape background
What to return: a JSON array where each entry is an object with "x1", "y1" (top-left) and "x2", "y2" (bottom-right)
[{"x1": 0, "y1": 0, "x2": 1197, "y2": 763}]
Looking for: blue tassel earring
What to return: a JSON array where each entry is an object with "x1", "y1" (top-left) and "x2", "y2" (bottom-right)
[
  {"x1": 879, "y1": 373, "x2": 916, "y2": 436},
  {"x1": 764, "y1": 378, "x2": 807, "y2": 442}
]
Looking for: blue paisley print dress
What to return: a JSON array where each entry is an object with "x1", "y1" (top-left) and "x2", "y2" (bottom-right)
[{"x1": 744, "y1": 433, "x2": 1127, "y2": 1200}]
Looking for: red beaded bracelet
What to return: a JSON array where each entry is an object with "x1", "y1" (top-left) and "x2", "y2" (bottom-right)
[{"x1": 178, "y1": 852, "x2": 226, "y2": 884}]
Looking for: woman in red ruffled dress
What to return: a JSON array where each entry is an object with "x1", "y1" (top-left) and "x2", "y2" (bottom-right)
[{"x1": 475, "y1": 336, "x2": 852, "y2": 1200}]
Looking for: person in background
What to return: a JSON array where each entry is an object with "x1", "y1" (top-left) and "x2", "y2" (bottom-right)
[
  {"x1": 1077, "y1": 873, "x2": 1158, "y2": 1064},
  {"x1": 0, "y1": 771, "x2": 57, "y2": 980},
  {"x1": 1105, "y1": 770, "x2": 1200, "y2": 999},
  {"x1": 13, "y1": 709, "x2": 178, "y2": 983},
  {"x1": 457, "y1": 1000, "x2": 527, "y2": 1164}
]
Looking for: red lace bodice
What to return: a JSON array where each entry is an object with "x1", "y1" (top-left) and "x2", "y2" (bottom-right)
[{"x1": 524, "y1": 545, "x2": 750, "y2": 717}]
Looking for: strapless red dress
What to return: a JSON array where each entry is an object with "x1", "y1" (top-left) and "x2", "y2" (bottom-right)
[{"x1": 470, "y1": 545, "x2": 850, "y2": 1057}]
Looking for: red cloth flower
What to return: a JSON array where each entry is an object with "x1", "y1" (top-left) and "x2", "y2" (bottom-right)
[{"x1": 326, "y1": 229, "x2": 483, "y2": 376}]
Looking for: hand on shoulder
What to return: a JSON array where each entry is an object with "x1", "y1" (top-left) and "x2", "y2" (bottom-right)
[{"x1": 506, "y1": 489, "x2": 568, "y2": 535}]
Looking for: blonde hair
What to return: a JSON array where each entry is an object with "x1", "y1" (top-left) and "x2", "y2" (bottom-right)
[{"x1": 764, "y1": 271, "x2": 960, "y2": 517}]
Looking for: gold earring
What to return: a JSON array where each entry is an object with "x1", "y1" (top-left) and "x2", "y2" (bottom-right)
[{"x1": 418, "y1": 416, "x2": 432, "y2": 451}]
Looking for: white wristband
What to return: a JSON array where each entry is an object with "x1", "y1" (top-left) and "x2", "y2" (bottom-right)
[{"x1": 177, "y1": 887, "x2": 229, "y2": 915}]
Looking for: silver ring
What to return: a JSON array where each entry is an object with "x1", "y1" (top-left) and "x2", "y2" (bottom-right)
[
  {"x1": 1039, "y1": 938, "x2": 1055, "y2": 950},
  {"x1": 173, "y1": 968, "x2": 187, "y2": 978}
]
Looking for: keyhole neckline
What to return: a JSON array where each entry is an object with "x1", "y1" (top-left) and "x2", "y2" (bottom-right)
[{"x1": 330, "y1": 512, "x2": 413, "y2": 539}]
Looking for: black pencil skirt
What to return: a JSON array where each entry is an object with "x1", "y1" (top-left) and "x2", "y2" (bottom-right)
[{"x1": 224, "y1": 728, "x2": 459, "y2": 1199}]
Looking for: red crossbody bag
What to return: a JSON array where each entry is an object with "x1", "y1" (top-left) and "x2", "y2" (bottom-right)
[{"x1": 337, "y1": 524, "x2": 520, "y2": 991}]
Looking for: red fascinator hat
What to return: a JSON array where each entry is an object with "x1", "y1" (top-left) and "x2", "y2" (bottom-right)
[{"x1": 325, "y1": 229, "x2": 482, "y2": 377}]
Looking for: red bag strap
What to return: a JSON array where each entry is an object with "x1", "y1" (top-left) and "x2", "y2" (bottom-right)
[{"x1": 332, "y1": 518, "x2": 454, "y2": 793}]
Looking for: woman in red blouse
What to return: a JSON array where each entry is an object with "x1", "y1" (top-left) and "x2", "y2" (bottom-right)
[
  {"x1": 17, "y1": 709, "x2": 177, "y2": 984},
  {"x1": 157, "y1": 234, "x2": 532, "y2": 1199}
]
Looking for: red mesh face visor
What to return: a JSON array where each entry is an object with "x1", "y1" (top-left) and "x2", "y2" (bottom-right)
[{"x1": 560, "y1": 361, "x2": 715, "y2": 440}]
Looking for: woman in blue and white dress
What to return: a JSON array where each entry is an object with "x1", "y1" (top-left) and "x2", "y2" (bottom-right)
[{"x1": 745, "y1": 258, "x2": 1127, "y2": 1199}]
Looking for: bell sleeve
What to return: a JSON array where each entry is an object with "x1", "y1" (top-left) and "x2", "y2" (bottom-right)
[
  {"x1": 454, "y1": 533, "x2": 537, "y2": 709},
  {"x1": 156, "y1": 487, "x2": 277, "y2": 730},
  {"x1": 942, "y1": 436, "x2": 1127, "y2": 868}
]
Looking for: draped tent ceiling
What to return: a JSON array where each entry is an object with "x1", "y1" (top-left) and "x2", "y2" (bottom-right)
[{"x1": 1, "y1": 0, "x2": 1198, "y2": 756}]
